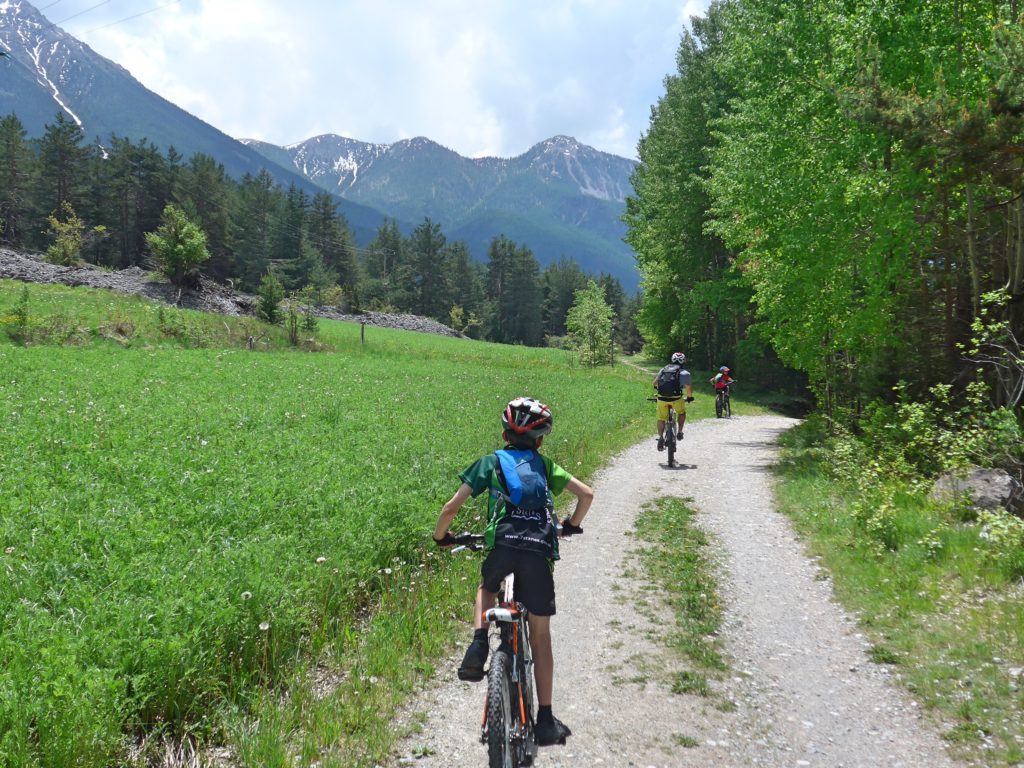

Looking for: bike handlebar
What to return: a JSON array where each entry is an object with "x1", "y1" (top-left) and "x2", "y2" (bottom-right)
[
  {"x1": 444, "y1": 532, "x2": 485, "y2": 552},
  {"x1": 439, "y1": 523, "x2": 581, "y2": 553}
]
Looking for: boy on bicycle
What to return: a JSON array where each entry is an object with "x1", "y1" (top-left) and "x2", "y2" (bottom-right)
[
  {"x1": 432, "y1": 396, "x2": 594, "y2": 747},
  {"x1": 653, "y1": 352, "x2": 694, "y2": 450}
]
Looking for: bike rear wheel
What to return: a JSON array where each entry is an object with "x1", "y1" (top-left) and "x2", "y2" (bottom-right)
[
  {"x1": 666, "y1": 431, "x2": 676, "y2": 467},
  {"x1": 715, "y1": 392, "x2": 723, "y2": 418},
  {"x1": 487, "y1": 649, "x2": 515, "y2": 768},
  {"x1": 724, "y1": 394, "x2": 731, "y2": 417}
]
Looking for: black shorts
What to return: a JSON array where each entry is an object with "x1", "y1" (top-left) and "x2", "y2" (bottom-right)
[{"x1": 481, "y1": 547, "x2": 556, "y2": 616}]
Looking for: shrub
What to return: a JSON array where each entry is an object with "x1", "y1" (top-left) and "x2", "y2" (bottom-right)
[
  {"x1": 977, "y1": 509, "x2": 1024, "y2": 579},
  {"x1": 9, "y1": 284, "x2": 30, "y2": 343},
  {"x1": 257, "y1": 271, "x2": 284, "y2": 325},
  {"x1": 145, "y1": 204, "x2": 210, "y2": 287},
  {"x1": 45, "y1": 202, "x2": 84, "y2": 266}
]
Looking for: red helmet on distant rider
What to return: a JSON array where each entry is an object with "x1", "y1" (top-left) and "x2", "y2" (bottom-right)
[
  {"x1": 671, "y1": 352, "x2": 686, "y2": 365},
  {"x1": 502, "y1": 397, "x2": 553, "y2": 439}
]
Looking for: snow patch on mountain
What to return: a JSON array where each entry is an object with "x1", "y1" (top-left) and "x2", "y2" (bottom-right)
[{"x1": 29, "y1": 40, "x2": 82, "y2": 126}]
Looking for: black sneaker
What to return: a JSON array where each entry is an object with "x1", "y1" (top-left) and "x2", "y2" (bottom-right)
[
  {"x1": 534, "y1": 716, "x2": 571, "y2": 746},
  {"x1": 457, "y1": 637, "x2": 488, "y2": 682},
  {"x1": 656, "y1": 437, "x2": 664, "y2": 451}
]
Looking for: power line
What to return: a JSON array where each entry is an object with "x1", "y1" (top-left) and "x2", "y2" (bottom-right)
[
  {"x1": 53, "y1": 0, "x2": 115, "y2": 26},
  {"x1": 26, "y1": 0, "x2": 182, "y2": 39},
  {"x1": 77, "y1": 0, "x2": 183, "y2": 35}
]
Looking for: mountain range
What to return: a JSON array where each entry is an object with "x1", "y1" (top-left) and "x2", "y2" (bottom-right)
[{"x1": 0, "y1": 0, "x2": 640, "y2": 289}]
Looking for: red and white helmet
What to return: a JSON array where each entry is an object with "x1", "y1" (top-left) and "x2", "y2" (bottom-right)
[
  {"x1": 502, "y1": 397, "x2": 553, "y2": 439},
  {"x1": 671, "y1": 352, "x2": 686, "y2": 365}
]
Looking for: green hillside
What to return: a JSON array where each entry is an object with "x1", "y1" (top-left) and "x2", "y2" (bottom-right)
[{"x1": 0, "y1": 280, "x2": 653, "y2": 767}]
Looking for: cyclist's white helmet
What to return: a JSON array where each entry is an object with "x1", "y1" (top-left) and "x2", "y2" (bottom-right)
[
  {"x1": 502, "y1": 396, "x2": 553, "y2": 439},
  {"x1": 720, "y1": 366, "x2": 730, "y2": 373},
  {"x1": 671, "y1": 352, "x2": 686, "y2": 364}
]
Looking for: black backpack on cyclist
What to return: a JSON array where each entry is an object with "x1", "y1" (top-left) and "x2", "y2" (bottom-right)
[{"x1": 656, "y1": 364, "x2": 683, "y2": 398}]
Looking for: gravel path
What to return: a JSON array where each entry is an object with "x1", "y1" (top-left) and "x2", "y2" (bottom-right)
[{"x1": 389, "y1": 414, "x2": 960, "y2": 768}]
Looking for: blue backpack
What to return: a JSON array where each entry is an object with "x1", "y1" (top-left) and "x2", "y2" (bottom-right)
[
  {"x1": 495, "y1": 449, "x2": 550, "y2": 509},
  {"x1": 490, "y1": 449, "x2": 558, "y2": 558}
]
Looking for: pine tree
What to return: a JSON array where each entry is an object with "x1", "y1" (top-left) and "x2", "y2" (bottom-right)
[
  {"x1": 272, "y1": 184, "x2": 308, "y2": 288},
  {"x1": 542, "y1": 257, "x2": 590, "y2": 339},
  {"x1": 408, "y1": 217, "x2": 448, "y2": 319},
  {"x1": 231, "y1": 170, "x2": 280, "y2": 291},
  {"x1": 361, "y1": 218, "x2": 408, "y2": 310},
  {"x1": 33, "y1": 112, "x2": 91, "y2": 243},
  {"x1": 308, "y1": 191, "x2": 356, "y2": 288},
  {"x1": 177, "y1": 153, "x2": 231, "y2": 280},
  {"x1": 486, "y1": 235, "x2": 543, "y2": 345},
  {"x1": 0, "y1": 114, "x2": 33, "y2": 246},
  {"x1": 444, "y1": 240, "x2": 485, "y2": 323}
]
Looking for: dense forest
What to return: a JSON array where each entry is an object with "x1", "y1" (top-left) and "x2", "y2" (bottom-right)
[
  {"x1": 0, "y1": 111, "x2": 640, "y2": 351},
  {"x1": 626, "y1": 0, "x2": 1024, "y2": 415}
]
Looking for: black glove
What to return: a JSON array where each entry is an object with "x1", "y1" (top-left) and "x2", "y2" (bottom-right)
[
  {"x1": 685, "y1": 396, "x2": 695, "y2": 403},
  {"x1": 560, "y1": 518, "x2": 583, "y2": 536},
  {"x1": 432, "y1": 532, "x2": 456, "y2": 548}
]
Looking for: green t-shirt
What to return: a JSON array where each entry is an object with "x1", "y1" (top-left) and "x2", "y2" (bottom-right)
[{"x1": 459, "y1": 451, "x2": 573, "y2": 559}]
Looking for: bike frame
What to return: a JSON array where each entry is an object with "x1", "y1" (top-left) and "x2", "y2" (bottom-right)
[
  {"x1": 716, "y1": 384, "x2": 732, "y2": 416},
  {"x1": 480, "y1": 573, "x2": 536, "y2": 762},
  {"x1": 665, "y1": 404, "x2": 678, "y2": 466},
  {"x1": 448, "y1": 534, "x2": 537, "y2": 766},
  {"x1": 648, "y1": 396, "x2": 680, "y2": 467}
]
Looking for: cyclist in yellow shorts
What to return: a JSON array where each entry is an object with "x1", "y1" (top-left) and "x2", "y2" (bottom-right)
[{"x1": 653, "y1": 352, "x2": 694, "y2": 451}]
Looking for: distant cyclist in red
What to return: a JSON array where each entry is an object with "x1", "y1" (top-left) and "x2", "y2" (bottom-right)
[{"x1": 710, "y1": 366, "x2": 734, "y2": 391}]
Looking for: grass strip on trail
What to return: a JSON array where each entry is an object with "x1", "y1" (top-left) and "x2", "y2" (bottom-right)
[{"x1": 633, "y1": 497, "x2": 728, "y2": 707}]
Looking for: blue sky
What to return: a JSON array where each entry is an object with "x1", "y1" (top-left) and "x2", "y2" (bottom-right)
[{"x1": 45, "y1": 0, "x2": 710, "y2": 159}]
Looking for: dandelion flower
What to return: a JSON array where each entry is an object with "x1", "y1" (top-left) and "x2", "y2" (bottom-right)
[
  {"x1": 316, "y1": 556, "x2": 326, "y2": 564},
  {"x1": 259, "y1": 622, "x2": 270, "y2": 632},
  {"x1": 383, "y1": 567, "x2": 392, "y2": 575},
  {"x1": 241, "y1": 591, "x2": 253, "y2": 601}
]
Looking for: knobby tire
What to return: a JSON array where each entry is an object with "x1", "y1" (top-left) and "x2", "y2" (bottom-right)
[
  {"x1": 715, "y1": 392, "x2": 723, "y2": 418},
  {"x1": 487, "y1": 649, "x2": 515, "y2": 768},
  {"x1": 666, "y1": 431, "x2": 676, "y2": 467}
]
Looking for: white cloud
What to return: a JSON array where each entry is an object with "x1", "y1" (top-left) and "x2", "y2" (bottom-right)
[{"x1": 65, "y1": 0, "x2": 711, "y2": 159}]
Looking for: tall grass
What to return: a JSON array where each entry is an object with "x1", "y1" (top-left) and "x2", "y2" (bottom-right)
[{"x1": 0, "y1": 282, "x2": 653, "y2": 766}]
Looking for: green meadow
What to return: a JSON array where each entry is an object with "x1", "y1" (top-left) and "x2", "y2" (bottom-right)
[{"x1": 0, "y1": 279, "x2": 668, "y2": 766}]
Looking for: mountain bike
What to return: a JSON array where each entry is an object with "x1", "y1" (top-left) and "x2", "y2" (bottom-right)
[
  {"x1": 648, "y1": 397, "x2": 680, "y2": 467},
  {"x1": 449, "y1": 533, "x2": 539, "y2": 767},
  {"x1": 714, "y1": 382, "x2": 734, "y2": 418}
]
